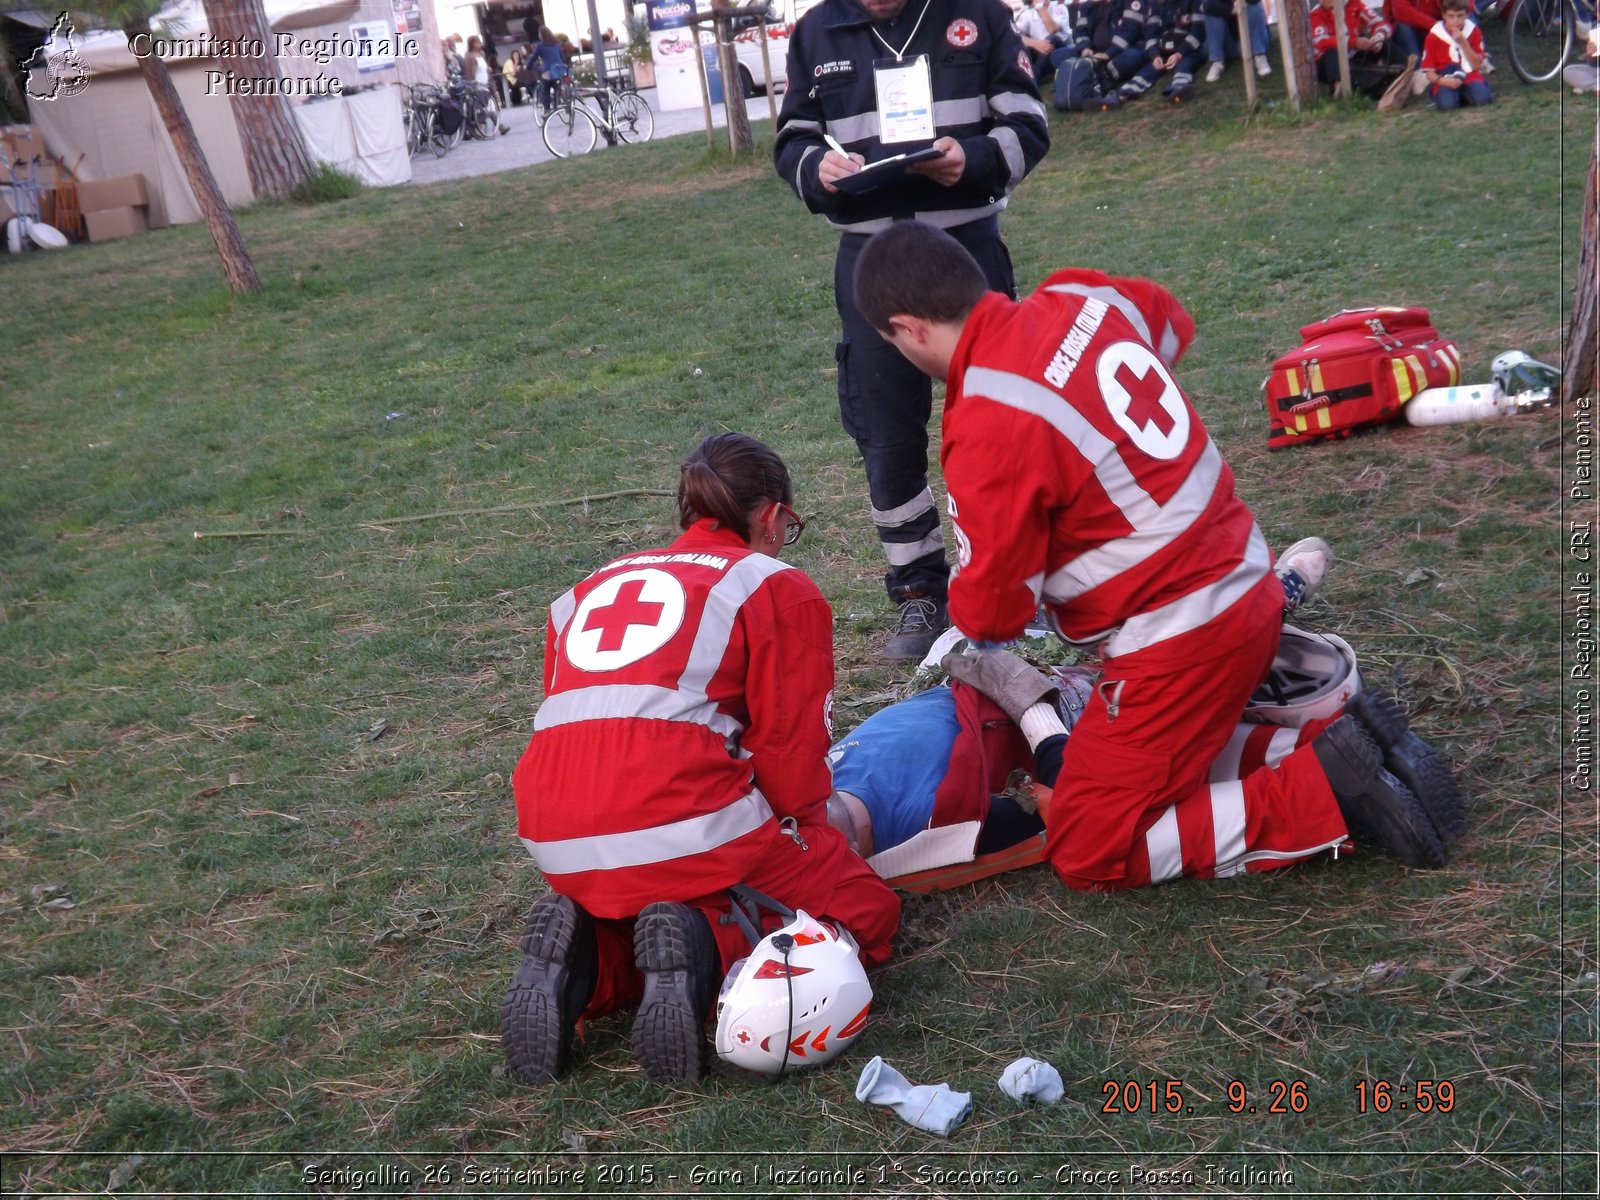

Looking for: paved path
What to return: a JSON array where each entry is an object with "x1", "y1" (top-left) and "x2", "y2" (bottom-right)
[{"x1": 408, "y1": 88, "x2": 781, "y2": 185}]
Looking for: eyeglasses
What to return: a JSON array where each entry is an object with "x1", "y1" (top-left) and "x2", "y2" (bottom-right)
[{"x1": 775, "y1": 502, "x2": 806, "y2": 547}]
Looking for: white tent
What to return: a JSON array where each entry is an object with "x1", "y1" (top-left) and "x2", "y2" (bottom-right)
[{"x1": 15, "y1": 0, "x2": 439, "y2": 227}]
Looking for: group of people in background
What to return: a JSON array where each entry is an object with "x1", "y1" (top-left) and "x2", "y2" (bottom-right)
[
  {"x1": 1012, "y1": 0, "x2": 1492, "y2": 110},
  {"x1": 445, "y1": 25, "x2": 623, "y2": 112}
]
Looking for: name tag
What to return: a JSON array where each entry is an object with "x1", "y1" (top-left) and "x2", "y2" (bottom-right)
[{"x1": 873, "y1": 54, "x2": 935, "y2": 143}]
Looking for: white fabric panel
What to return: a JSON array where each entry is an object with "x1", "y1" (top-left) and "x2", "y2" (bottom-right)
[
  {"x1": 295, "y1": 96, "x2": 358, "y2": 172},
  {"x1": 344, "y1": 87, "x2": 410, "y2": 186}
]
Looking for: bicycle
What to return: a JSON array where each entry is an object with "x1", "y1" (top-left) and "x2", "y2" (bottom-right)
[
  {"x1": 541, "y1": 77, "x2": 654, "y2": 157},
  {"x1": 447, "y1": 78, "x2": 502, "y2": 141},
  {"x1": 1485, "y1": 0, "x2": 1593, "y2": 83},
  {"x1": 401, "y1": 83, "x2": 453, "y2": 159}
]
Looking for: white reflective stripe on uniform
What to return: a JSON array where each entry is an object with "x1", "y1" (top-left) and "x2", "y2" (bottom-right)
[
  {"x1": 828, "y1": 111, "x2": 878, "y2": 143},
  {"x1": 677, "y1": 553, "x2": 793, "y2": 698},
  {"x1": 831, "y1": 201, "x2": 1006, "y2": 235},
  {"x1": 884, "y1": 529, "x2": 945, "y2": 565},
  {"x1": 532, "y1": 683, "x2": 745, "y2": 741},
  {"x1": 550, "y1": 588, "x2": 578, "y2": 637},
  {"x1": 933, "y1": 95, "x2": 987, "y2": 125},
  {"x1": 1024, "y1": 570, "x2": 1043, "y2": 603},
  {"x1": 795, "y1": 143, "x2": 821, "y2": 196},
  {"x1": 1105, "y1": 525, "x2": 1271, "y2": 658},
  {"x1": 988, "y1": 125, "x2": 1025, "y2": 192},
  {"x1": 871, "y1": 487, "x2": 937, "y2": 527},
  {"x1": 1207, "y1": 723, "x2": 1250, "y2": 783},
  {"x1": 990, "y1": 90, "x2": 1049, "y2": 120},
  {"x1": 1264, "y1": 726, "x2": 1300, "y2": 768},
  {"x1": 1041, "y1": 442, "x2": 1222, "y2": 603},
  {"x1": 1145, "y1": 805, "x2": 1183, "y2": 883},
  {"x1": 1210, "y1": 780, "x2": 1247, "y2": 878},
  {"x1": 523, "y1": 788, "x2": 775, "y2": 875},
  {"x1": 962, "y1": 366, "x2": 1163, "y2": 530},
  {"x1": 1045, "y1": 283, "x2": 1181, "y2": 365}
]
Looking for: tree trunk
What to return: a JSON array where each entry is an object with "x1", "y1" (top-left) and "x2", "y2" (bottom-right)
[
  {"x1": 1566, "y1": 123, "x2": 1599, "y2": 404},
  {"x1": 200, "y1": 0, "x2": 316, "y2": 199},
  {"x1": 126, "y1": 17, "x2": 261, "y2": 294},
  {"x1": 1278, "y1": 0, "x2": 1317, "y2": 105},
  {"x1": 715, "y1": 14, "x2": 752, "y2": 155}
]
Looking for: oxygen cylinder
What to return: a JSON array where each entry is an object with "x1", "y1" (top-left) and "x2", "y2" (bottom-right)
[{"x1": 1403, "y1": 383, "x2": 1516, "y2": 426}]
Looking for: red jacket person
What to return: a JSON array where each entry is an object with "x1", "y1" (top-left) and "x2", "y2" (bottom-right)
[
  {"x1": 504, "y1": 434, "x2": 899, "y2": 1084},
  {"x1": 851, "y1": 222, "x2": 1463, "y2": 892}
]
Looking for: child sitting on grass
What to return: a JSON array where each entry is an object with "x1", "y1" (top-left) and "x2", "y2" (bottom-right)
[{"x1": 1421, "y1": 0, "x2": 1492, "y2": 109}]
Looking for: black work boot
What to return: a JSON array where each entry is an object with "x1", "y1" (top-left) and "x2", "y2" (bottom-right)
[
  {"x1": 1313, "y1": 716, "x2": 1446, "y2": 869},
  {"x1": 630, "y1": 901, "x2": 720, "y2": 1083},
  {"x1": 882, "y1": 594, "x2": 948, "y2": 663},
  {"x1": 1345, "y1": 688, "x2": 1467, "y2": 842},
  {"x1": 500, "y1": 893, "x2": 598, "y2": 1082}
]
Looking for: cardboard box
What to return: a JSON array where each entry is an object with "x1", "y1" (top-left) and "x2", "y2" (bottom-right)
[
  {"x1": 78, "y1": 174, "x2": 149, "y2": 213},
  {"x1": 85, "y1": 206, "x2": 148, "y2": 242}
]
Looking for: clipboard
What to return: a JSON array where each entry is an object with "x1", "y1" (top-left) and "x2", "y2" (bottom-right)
[{"x1": 831, "y1": 147, "x2": 946, "y2": 195}]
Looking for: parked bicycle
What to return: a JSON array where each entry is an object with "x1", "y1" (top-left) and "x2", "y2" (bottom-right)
[
  {"x1": 447, "y1": 78, "x2": 502, "y2": 142},
  {"x1": 402, "y1": 82, "x2": 454, "y2": 159},
  {"x1": 1483, "y1": 0, "x2": 1594, "y2": 83},
  {"x1": 541, "y1": 77, "x2": 654, "y2": 157}
]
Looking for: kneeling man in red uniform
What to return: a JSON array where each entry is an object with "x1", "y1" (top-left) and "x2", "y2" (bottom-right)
[{"x1": 852, "y1": 222, "x2": 1463, "y2": 893}]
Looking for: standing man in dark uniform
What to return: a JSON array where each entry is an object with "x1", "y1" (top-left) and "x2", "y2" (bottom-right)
[{"x1": 774, "y1": 0, "x2": 1050, "y2": 662}]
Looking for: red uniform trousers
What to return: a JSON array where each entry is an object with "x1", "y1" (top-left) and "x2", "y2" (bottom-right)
[
  {"x1": 580, "y1": 818, "x2": 900, "y2": 1019},
  {"x1": 1045, "y1": 582, "x2": 1351, "y2": 891}
]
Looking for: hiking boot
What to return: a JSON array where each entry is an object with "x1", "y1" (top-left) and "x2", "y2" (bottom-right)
[
  {"x1": 500, "y1": 893, "x2": 598, "y2": 1083},
  {"x1": 631, "y1": 901, "x2": 720, "y2": 1083},
  {"x1": 1275, "y1": 536, "x2": 1334, "y2": 614},
  {"x1": 1254, "y1": 53, "x2": 1272, "y2": 76},
  {"x1": 1345, "y1": 688, "x2": 1467, "y2": 842},
  {"x1": 1167, "y1": 83, "x2": 1196, "y2": 103},
  {"x1": 1313, "y1": 716, "x2": 1446, "y2": 868},
  {"x1": 1205, "y1": 60, "x2": 1225, "y2": 82},
  {"x1": 883, "y1": 595, "x2": 948, "y2": 663},
  {"x1": 942, "y1": 647, "x2": 1061, "y2": 725}
]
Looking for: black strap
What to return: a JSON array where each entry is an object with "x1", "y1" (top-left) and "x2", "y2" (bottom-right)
[{"x1": 721, "y1": 884, "x2": 797, "y2": 950}]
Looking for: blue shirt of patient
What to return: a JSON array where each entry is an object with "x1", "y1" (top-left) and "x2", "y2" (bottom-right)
[{"x1": 828, "y1": 686, "x2": 960, "y2": 854}]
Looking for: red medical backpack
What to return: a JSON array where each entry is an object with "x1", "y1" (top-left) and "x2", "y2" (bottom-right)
[{"x1": 1265, "y1": 307, "x2": 1463, "y2": 448}]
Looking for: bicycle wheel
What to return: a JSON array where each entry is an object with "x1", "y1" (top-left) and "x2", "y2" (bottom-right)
[
  {"x1": 470, "y1": 91, "x2": 501, "y2": 139},
  {"x1": 1508, "y1": 0, "x2": 1574, "y2": 82},
  {"x1": 611, "y1": 91, "x2": 654, "y2": 143},
  {"x1": 542, "y1": 103, "x2": 598, "y2": 156},
  {"x1": 426, "y1": 109, "x2": 452, "y2": 158}
]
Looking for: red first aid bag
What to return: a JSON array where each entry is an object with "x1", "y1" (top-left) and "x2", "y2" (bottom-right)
[{"x1": 1265, "y1": 307, "x2": 1463, "y2": 448}]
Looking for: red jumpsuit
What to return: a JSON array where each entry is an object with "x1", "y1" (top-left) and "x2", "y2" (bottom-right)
[
  {"x1": 513, "y1": 520, "x2": 899, "y2": 1016},
  {"x1": 942, "y1": 270, "x2": 1351, "y2": 891}
]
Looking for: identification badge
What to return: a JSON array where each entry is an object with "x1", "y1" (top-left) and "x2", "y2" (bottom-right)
[{"x1": 873, "y1": 54, "x2": 935, "y2": 144}]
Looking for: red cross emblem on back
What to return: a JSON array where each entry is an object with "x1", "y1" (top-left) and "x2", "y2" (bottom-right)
[
  {"x1": 1115, "y1": 361, "x2": 1177, "y2": 438},
  {"x1": 582, "y1": 579, "x2": 665, "y2": 652}
]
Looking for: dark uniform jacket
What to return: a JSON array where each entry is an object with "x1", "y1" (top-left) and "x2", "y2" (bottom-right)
[{"x1": 773, "y1": 0, "x2": 1049, "y2": 234}]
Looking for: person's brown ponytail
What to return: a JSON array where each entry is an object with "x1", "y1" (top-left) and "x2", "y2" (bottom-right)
[{"x1": 676, "y1": 433, "x2": 794, "y2": 540}]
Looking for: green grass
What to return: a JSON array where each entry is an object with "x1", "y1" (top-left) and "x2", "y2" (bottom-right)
[{"x1": 0, "y1": 52, "x2": 1593, "y2": 1196}]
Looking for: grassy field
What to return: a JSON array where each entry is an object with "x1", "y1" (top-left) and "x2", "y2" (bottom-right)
[{"x1": 1, "y1": 49, "x2": 1594, "y2": 1197}]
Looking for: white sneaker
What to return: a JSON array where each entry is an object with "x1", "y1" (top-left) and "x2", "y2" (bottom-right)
[
  {"x1": 1254, "y1": 53, "x2": 1272, "y2": 76},
  {"x1": 1205, "y1": 60, "x2": 1225, "y2": 83},
  {"x1": 1275, "y1": 537, "x2": 1334, "y2": 613}
]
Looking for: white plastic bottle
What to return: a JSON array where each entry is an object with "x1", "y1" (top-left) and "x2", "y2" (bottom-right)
[{"x1": 1403, "y1": 383, "x2": 1516, "y2": 426}]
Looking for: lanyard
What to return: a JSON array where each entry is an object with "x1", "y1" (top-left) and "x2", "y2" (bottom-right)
[{"x1": 870, "y1": 0, "x2": 935, "y2": 62}]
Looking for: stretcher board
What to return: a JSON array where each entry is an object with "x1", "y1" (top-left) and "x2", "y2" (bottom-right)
[{"x1": 878, "y1": 783, "x2": 1054, "y2": 893}]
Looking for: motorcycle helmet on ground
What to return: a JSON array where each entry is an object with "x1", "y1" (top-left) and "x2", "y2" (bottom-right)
[
  {"x1": 714, "y1": 910, "x2": 872, "y2": 1077},
  {"x1": 1244, "y1": 625, "x2": 1360, "y2": 727},
  {"x1": 1491, "y1": 350, "x2": 1561, "y2": 402}
]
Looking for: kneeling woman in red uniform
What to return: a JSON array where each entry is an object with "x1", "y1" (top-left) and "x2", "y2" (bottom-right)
[{"x1": 502, "y1": 433, "x2": 900, "y2": 1084}]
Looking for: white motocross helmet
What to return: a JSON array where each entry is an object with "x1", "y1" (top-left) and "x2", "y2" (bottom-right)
[
  {"x1": 714, "y1": 910, "x2": 872, "y2": 1077},
  {"x1": 1244, "y1": 625, "x2": 1361, "y2": 727}
]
